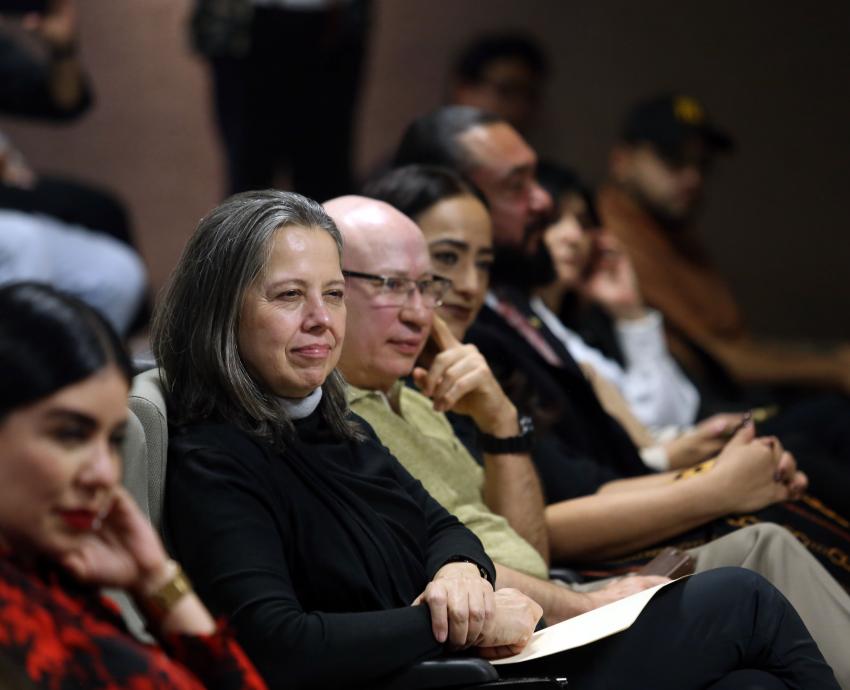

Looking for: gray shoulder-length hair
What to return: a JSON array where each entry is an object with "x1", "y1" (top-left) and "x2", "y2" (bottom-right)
[{"x1": 151, "y1": 189, "x2": 362, "y2": 444}]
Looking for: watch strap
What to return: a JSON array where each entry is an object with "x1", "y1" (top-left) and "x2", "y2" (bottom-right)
[
  {"x1": 442, "y1": 556, "x2": 493, "y2": 585},
  {"x1": 478, "y1": 415, "x2": 534, "y2": 454}
]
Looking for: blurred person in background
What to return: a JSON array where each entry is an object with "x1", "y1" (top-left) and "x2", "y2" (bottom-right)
[
  {"x1": 0, "y1": 206, "x2": 146, "y2": 336},
  {"x1": 0, "y1": 0, "x2": 89, "y2": 118},
  {"x1": 190, "y1": 0, "x2": 371, "y2": 201},
  {"x1": 0, "y1": 0, "x2": 149, "y2": 334},
  {"x1": 533, "y1": 162, "x2": 701, "y2": 435},
  {"x1": 599, "y1": 93, "x2": 850, "y2": 405},
  {"x1": 598, "y1": 94, "x2": 850, "y2": 512},
  {"x1": 536, "y1": 163, "x2": 850, "y2": 520},
  {"x1": 449, "y1": 32, "x2": 548, "y2": 136}
]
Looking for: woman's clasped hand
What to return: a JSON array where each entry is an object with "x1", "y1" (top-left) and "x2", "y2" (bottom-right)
[{"x1": 412, "y1": 561, "x2": 542, "y2": 654}]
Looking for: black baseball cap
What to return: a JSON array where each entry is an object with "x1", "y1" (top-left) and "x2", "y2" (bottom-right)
[{"x1": 621, "y1": 93, "x2": 735, "y2": 159}]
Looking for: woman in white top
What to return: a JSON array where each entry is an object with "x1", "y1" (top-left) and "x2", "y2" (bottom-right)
[{"x1": 532, "y1": 164, "x2": 746, "y2": 470}]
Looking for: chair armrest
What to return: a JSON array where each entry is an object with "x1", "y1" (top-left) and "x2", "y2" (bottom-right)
[{"x1": 380, "y1": 657, "x2": 498, "y2": 689}]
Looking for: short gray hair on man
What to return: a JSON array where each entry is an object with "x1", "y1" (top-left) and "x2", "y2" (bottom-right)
[{"x1": 151, "y1": 189, "x2": 361, "y2": 444}]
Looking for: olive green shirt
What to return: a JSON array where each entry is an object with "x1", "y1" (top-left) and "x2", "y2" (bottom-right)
[{"x1": 348, "y1": 381, "x2": 549, "y2": 580}]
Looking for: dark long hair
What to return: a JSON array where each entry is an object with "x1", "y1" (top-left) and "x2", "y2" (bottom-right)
[
  {"x1": 363, "y1": 164, "x2": 487, "y2": 220},
  {"x1": 536, "y1": 161, "x2": 601, "y2": 230},
  {"x1": 0, "y1": 282, "x2": 133, "y2": 421}
]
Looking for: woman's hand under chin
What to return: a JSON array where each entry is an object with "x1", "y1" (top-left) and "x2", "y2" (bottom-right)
[
  {"x1": 580, "y1": 233, "x2": 647, "y2": 321},
  {"x1": 59, "y1": 487, "x2": 171, "y2": 595}
]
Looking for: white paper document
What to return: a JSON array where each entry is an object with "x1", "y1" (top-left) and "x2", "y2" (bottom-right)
[{"x1": 491, "y1": 578, "x2": 686, "y2": 665}]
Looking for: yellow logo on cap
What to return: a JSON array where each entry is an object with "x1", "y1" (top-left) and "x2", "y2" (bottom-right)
[{"x1": 674, "y1": 96, "x2": 705, "y2": 125}]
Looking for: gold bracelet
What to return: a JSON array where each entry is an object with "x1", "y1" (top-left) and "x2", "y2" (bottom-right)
[
  {"x1": 675, "y1": 459, "x2": 717, "y2": 481},
  {"x1": 138, "y1": 560, "x2": 193, "y2": 619}
]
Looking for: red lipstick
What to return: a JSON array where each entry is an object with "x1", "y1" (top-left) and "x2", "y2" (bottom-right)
[{"x1": 58, "y1": 510, "x2": 97, "y2": 531}]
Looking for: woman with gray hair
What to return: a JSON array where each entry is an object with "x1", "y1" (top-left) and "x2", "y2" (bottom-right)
[{"x1": 152, "y1": 190, "x2": 541, "y2": 689}]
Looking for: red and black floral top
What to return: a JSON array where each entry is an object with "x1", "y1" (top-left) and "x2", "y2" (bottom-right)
[{"x1": 0, "y1": 554, "x2": 267, "y2": 690}]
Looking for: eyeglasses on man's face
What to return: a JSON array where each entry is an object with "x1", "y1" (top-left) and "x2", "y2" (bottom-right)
[{"x1": 342, "y1": 270, "x2": 452, "y2": 308}]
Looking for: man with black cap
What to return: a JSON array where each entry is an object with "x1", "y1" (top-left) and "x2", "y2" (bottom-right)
[{"x1": 599, "y1": 93, "x2": 850, "y2": 402}]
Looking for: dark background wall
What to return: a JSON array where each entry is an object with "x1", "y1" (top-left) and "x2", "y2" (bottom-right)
[{"x1": 3, "y1": 0, "x2": 848, "y2": 340}]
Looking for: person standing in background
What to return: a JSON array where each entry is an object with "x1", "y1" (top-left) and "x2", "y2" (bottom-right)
[
  {"x1": 190, "y1": 0, "x2": 371, "y2": 201},
  {"x1": 0, "y1": 0, "x2": 148, "y2": 335}
]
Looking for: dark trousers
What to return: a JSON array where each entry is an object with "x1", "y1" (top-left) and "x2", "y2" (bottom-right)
[
  {"x1": 757, "y1": 393, "x2": 850, "y2": 516},
  {"x1": 503, "y1": 568, "x2": 838, "y2": 689},
  {"x1": 209, "y1": 4, "x2": 369, "y2": 202}
]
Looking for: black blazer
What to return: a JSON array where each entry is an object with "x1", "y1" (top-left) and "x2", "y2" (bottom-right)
[{"x1": 468, "y1": 290, "x2": 648, "y2": 492}]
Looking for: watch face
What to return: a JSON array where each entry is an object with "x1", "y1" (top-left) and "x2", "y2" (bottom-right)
[{"x1": 518, "y1": 415, "x2": 534, "y2": 435}]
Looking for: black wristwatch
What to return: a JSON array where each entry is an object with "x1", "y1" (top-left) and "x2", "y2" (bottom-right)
[{"x1": 478, "y1": 415, "x2": 534, "y2": 454}]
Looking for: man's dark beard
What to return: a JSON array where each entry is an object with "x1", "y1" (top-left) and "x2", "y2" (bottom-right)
[{"x1": 490, "y1": 229, "x2": 557, "y2": 294}]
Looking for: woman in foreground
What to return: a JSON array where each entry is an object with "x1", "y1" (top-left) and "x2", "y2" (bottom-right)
[{"x1": 0, "y1": 282, "x2": 266, "y2": 689}]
